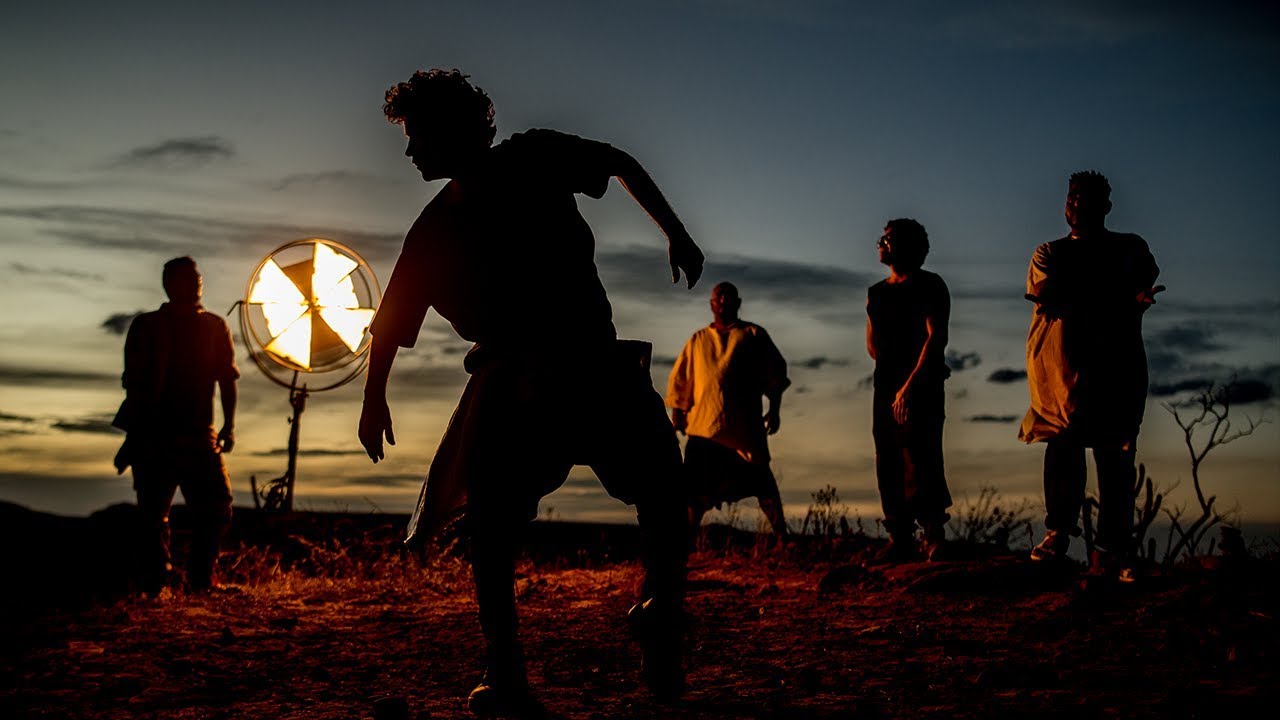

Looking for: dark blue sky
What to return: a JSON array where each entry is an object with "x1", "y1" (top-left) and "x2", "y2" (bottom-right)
[{"x1": 1, "y1": 1, "x2": 1277, "y2": 520}]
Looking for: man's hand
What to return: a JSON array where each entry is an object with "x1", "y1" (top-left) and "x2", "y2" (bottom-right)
[
  {"x1": 764, "y1": 409, "x2": 782, "y2": 436},
  {"x1": 670, "y1": 407, "x2": 688, "y2": 435},
  {"x1": 216, "y1": 425, "x2": 236, "y2": 454},
  {"x1": 669, "y1": 232, "x2": 704, "y2": 289},
  {"x1": 1136, "y1": 285, "x2": 1166, "y2": 308},
  {"x1": 113, "y1": 438, "x2": 132, "y2": 475},
  {"x1": 893, "y1": 383, "x2": 911, "y2": 425},
  {"x1": 359, "y1": 395, "x2": 396, "y2": 463}
]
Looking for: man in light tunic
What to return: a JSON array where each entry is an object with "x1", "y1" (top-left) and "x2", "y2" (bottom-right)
[
  {"x1": 1022, "y1": 171, "x2": 1163, "y2": 573},
  {"x1": 667, "y1": 282, "x2": 790, "y2": 535}
]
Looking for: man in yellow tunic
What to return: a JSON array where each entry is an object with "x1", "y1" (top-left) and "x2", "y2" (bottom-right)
[
  {"x1": 667, "y1": 282, "x2": 790, "y2": 535},
  {"x1": 1021, "y1": 171, "x2": 1163, "y2": 569}
]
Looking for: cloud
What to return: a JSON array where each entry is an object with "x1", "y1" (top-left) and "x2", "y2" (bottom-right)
[
  {"x1": 0, "y1": 175, "x2": 82, "y2": 191},
  {"x1": 795, "y1": 356, "x2": 849, "y2": 370},
  {"x1": 945, "y1": 350, "x2": 981, "y2": 372},
  {"x1": 342, "y1": 474, "x2": 422, "y2": 488},
  {"x1": 10, "y1": 262, "x2": 104, "y2": 282},
  {"x1": 272, "y1": 170, "x2": 400, "y2": 192},
  {"x1": 966, "y1": 414, "x2": 1019, "y2": 423},
  {"x1": 0, "y1": 411, "x2": 36, "y2": 422},
  {"x1": 987, "y1": 368, "x2": 1027, "y2": 384},
  {"x1": 0, "y1": 364, "x2": 117, "y2": 388},
  {"x1": 250, "y1": 448, "x2": 368, "y2": 457},
  {"x1": 109, "y1": 136, "x2": 235, "y2": 170},
  {"x1": 101, "y1": 311, "x2": 144, "y2": 336},
  {"x1": 1149, "y1": 322, "x2": 1225, "y2": 354},
  {"x1": 0, "y1": 204, "x2": 403, "y2": 262},
  {"x1": 51, "y1": 414, "x2": 120, "y2": 435},
  {"x1": 1153, "y1": 376, "x2": 1275, "y2": 406},
  {"x1": 597, "y1": 245, "x2": 879, "y2": 320}
]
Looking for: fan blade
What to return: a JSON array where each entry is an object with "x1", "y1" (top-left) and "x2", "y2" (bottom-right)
[
  {"x1": 312, "y1": 242, "x2": 359, "y2": 308},
  {"x1": 264, "y1": 310, "x2": 313, "y2": 369},
  {"x1": 318, "y1": 306, "x2": 376, "y2": 353}
]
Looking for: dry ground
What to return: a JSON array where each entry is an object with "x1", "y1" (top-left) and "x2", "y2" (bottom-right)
[{"x1": 2, "y1": 506, "x2": 1277, "y2": 719}]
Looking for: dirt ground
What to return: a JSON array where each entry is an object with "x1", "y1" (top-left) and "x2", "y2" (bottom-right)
[{"x1": 2, "y1": 507, "x2": 1278, "y2": 719}]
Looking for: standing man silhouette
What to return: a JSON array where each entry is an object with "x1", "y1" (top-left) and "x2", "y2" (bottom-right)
[
  {"x1": 1022, "y1": 171, "x2": 1163, "y2": 576},
  {"x1": 667, "y1": 282, "x2": 791, "y2": 536},
  {"x1": 114, "y1": 256, "x2": 238, "y2": 594},
  {"x1": 359, "y1": 69, "x2": 703, "y2": 714},
  {"x1": 865, "y1": 219, "x2": 953, "y2": 563}
]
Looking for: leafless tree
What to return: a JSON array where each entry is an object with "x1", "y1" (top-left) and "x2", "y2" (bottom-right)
[{"x1": 1160, "y1": 380, "x2": 1265, "y2": 564}]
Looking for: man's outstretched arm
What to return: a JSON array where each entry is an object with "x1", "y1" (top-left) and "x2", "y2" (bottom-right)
[
  {"x1": 608, "y1": 149, "x2": 704, "y2": 288},
  {"x1": 359, "y1": 334, "x2": 399, "y2": 462}
]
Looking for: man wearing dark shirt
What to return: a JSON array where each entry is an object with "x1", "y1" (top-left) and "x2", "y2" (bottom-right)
[
  {"x1": 115, "y1": 256, "x2": 238, "y2": 594},
  {"x1": 359, "y1": 69, "x2": 704, "y2": 713},
  {"x1": 1022, "y1": 171, "x2": 1162, "y2": 575},
  {"x1": 865, "y1": 219, "x2": 953, "y2": 563}
]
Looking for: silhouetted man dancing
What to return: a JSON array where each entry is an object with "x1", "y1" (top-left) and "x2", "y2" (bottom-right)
[
  {"x1": 115, "y1": 256, "x2": 238, "y2": 594},
  {"x1": 865, "y1": 219, "x2": 953, "y2": 562},
  {"x1": 667, "y1": 282, "x2": 790, "y2": 535},
  {"x1": 1022, "y1": 171, "x2": 1163, "y2": 576},
  {"x1": 359, "y1": 69, "x2": 703, "y2": 714}
]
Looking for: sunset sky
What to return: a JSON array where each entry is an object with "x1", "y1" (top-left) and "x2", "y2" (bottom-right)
[{"x1": 2, "y1": 1, "x2": 1277, "y2": 530}]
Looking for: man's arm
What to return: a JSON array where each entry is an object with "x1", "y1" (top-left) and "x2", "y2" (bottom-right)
[
  {"x1": 607, "y1": 149, "x2": 704, "y2": 288},
  {"x1": 759, "y1": 329, "x2": 790, "y2": 436},
  {"x1": 893, "y1": 285, "x2": 950, "y2": 425},
  {"x1": 666, "y1": 339, "x2": 695, "y2": 434},
  {"x1": 764, "y1": 388, "x2": 784, "y2": 435},
  {"x1": 217, "y1": 377, "x2": 237, "y2": 453},
  {"x1": 359, "y1": 334, "x2": 400, "y2": 462}
]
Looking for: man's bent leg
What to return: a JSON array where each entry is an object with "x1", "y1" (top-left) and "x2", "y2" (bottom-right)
[
  {"x1": 470, "y1": 516, "x2": 528, "y2": 690},
  {"x1": 756, "y1": 470, "x2": 789, "y2": 536}
]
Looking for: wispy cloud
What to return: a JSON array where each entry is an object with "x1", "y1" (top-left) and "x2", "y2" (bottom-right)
[
  {"x1": 50, "y1": 414, "x2": 120, "y2": 435},
  {"x1": 0, "y1": 411, "x2": 36, "y2": 422},
  {"x1": 108, "y1": 136, "x2": 235, "y2": 171},
  {"x1": 966, "y1": 414, "x2": 1019, "y2": 423},
  {"x1": 0, "y1": 175, "x2": 82, "y2": 191},
  {"x1": 945, "y1": 350, "x2": 982, "y2": 371},
  {"x1": 987, "y1": 368, "x2": 1027, "y2": 384},
  {"x1": 0, "y1": 204, "x2": 403, "y2": 261},
  {"x1": 272, "y1": 170, "x2": 401, "y2": 192},
  {"x1": 795, "y1": 356, "x2": 849, "y2": 370},
  {"x1": 249, "y1": 447, "x2": 368, "y2": 457},
  {"x1": 10, "y1": 262, "x2": 104, "y2": 282},
  {"x1": 100, "y1": 311, "x2": 144, "y2": 336},
  {"x1": 0, "y1": 365, "x2": 117, "y2": 388}
]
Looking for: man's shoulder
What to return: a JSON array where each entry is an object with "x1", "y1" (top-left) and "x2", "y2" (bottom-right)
[
  {"x1": 916, "y1": 269, "x2": 948, "y2": 287},
  {"x1": 195, "y1": 309, "x2": 231, "y2": 331},
  {"x1": 1107, "y1": 230, "x2": 1149, "y2": 249}
]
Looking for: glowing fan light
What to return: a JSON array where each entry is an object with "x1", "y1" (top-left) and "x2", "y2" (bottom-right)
[
  {"x1": 246, "y1": 240, "x2": 377, "y2": 371},
  {"x1": 238, "y1": 238, "x2": 380, "y2": 512}
]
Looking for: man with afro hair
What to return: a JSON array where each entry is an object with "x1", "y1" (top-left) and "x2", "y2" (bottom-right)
[
  {"x1": 865, "y1": 218, "x2": 954, "y2": 563},
  {"x1": 360, "y1": 68, "x2": 704, "y2": 714}
]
